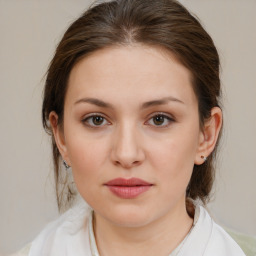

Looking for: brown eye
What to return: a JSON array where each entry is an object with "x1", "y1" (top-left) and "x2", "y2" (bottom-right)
[
  {"x1": 92, "y1": 116, "x2": 104, "y2": 125},
  {"x1": 153, "y1": 115, "x2": 165, "y2": 125},
  {"x1": 82, "y1": 114, "x2": 109, "y2": 127},
  {"x1": 146, "y1": 113, "x2": 174, "y2": 127}
]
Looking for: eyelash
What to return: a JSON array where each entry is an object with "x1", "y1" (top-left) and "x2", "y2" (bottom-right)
[
  {"x1": 146, "y1": 112, "x2": 175, "y2": 128},
  {"x1": 81, "y1": 113, "x2": 110, "y2": 128},
  {"x1": 81, "y1": 112, "x2": 175, "y2": 128}
]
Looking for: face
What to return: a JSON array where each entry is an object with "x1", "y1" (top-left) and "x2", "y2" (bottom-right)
[{"x1": 52, "y1": 45, "x2": 207, "y2": 227}]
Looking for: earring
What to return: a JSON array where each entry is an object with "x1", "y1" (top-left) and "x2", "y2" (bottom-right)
[
  {"x1": 201, "y1": 156, "x2": 207, "y2": 162},
  {"x1": 63, "y1": 160, "x2": 70, "y2": 169}
]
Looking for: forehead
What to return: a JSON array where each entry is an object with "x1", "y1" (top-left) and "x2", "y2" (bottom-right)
[{"x1": 66, "y1": 44, "x2": 197, "y2": 107}]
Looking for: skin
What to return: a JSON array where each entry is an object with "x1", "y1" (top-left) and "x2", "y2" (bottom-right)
[{"x1": 50, "y1": 44, "x2": 222, "y2": 256}]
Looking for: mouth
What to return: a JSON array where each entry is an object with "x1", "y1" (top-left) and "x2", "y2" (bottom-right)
[{"x1": 104, "y1": 178, "x2": 153, "y2": 199}]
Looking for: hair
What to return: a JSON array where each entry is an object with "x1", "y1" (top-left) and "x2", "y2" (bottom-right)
[{"x1": 42, "y1": 0, "x2": 222, "y2": 211}]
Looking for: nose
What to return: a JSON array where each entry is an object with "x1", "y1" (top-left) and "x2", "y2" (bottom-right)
[{"x1": 110, "y1": 122, "x2": 145, "y2": 169}]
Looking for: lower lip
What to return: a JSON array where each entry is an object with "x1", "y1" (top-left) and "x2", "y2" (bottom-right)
[{"x1": 106, "y1": 185, "x2": 151, "y2": 199}]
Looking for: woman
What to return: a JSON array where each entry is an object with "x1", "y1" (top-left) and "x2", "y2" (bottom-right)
[{"x1": 16, "y1": 0, "x2": 245, "y2": 255}]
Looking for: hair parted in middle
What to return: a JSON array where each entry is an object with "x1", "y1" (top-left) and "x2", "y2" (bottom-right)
[{"x1": 42, "y1": 0, "x2": 222, "y2": 211}]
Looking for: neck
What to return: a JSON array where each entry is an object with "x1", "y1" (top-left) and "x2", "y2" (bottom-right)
[{"x1": 93, "y1": 199, "x2": 194, "y2": 256}]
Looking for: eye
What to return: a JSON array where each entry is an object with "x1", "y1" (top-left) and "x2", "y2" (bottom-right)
[
  {"x1": 146, "y1": 113, "x2": 174, "y2": 127},
  {"x1": 82, "y1": 114, "x2": 110, "y2": 127}
]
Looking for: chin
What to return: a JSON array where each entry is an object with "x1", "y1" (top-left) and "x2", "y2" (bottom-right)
[{"x1": 98, "y1": 204, "x2": 156, "y2": 228}]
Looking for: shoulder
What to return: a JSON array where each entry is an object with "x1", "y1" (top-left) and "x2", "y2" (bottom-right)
[
  {"x1": 206, "y1": 220, "x2": 246, "y2": 255},
  {"x1": 198, "y1": 206, "x2": 246, "y2": 256},
  {"x1": 225, "y1": 227, "x2": 256, "y2": 256},
  {"x1": 9, "y1": 243, "x2": 32, "y2": 256},
  {"x1": 181, "y1": 202, "x2": 246, "y2": 256},
  {"x1": 13, "y1": 200, "x2": 92, "y2": 256}
]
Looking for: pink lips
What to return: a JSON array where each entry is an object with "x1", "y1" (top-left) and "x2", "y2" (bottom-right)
[{"x1": 104, "y1": 178, "x2": 152, "y2": 199}]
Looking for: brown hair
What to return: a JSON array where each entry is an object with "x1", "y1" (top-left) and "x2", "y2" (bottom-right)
[{"x1": 42, "y1": 0, "x2": 222, "y2": 211}]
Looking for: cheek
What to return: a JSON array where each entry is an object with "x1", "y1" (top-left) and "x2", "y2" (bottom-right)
[
  {"x1": 148, "y1": 128, "x2": 199, "y2": 185},
  {"x1": 66, "y1": 134, "x2": 110, "y2": 186},
  {"x1": 67, "y1": 137, "x2": 110, "y2": 207}
]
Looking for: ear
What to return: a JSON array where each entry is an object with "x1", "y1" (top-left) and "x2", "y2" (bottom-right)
[
  {"x1": 49, "y1": 111, "x2": 70, "y2": 166},
  {"x1": 194, "y1": 107, "x2": 222, "y2": 165}
]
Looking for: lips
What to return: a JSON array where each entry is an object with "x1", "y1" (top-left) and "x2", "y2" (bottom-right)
[{"x1": 104, "y1": 178, "x2": 153, "y2": 199}]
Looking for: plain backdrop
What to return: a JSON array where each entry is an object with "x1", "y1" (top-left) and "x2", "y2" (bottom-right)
[{"x1": 0, "y1": 0, "x2": 255, "y2": 254}]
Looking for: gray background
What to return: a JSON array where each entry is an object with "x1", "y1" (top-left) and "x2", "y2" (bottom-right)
[{"x1": 0, "y1": 0, "x2": 255, "y2": 254}]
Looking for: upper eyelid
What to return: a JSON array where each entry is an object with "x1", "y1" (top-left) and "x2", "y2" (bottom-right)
[
  {"x1": 82, "y1": 111, "x2": 174, "y2": 119},
  {"x1": 81, "y1": 112, "x2": 175, "y2": 125},
  {"x1": 147, "y1": 112, "x2": 175, "y2": 120},
  {"x1": 81, "y1": 113, "x2": 111, "y2": 127},
  {"x1": 82, "y1": 112, "x2": 109, "y2": 120},
  {"x1": 145, "y1": 112, "x2": 176, "y2": 126}
]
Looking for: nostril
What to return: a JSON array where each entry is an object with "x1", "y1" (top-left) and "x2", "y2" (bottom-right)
[{"x1": 113, "y1": 160, "x2": 140, "y2": 169}]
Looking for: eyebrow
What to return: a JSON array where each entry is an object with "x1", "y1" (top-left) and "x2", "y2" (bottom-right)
[
  {"x1": 141, "y1": 96, "x2": 184, "y2": 108},
  {"x1": 75, "y1": 98, "x2": 113, "y2": 108},
  {"x1": 74, "y1": 96, "x2": 184, "y2": 109}
]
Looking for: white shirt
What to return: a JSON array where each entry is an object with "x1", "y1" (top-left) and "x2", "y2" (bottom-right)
[{"x1": 24, "y1": 200, "x2": 245, "y2": 256}]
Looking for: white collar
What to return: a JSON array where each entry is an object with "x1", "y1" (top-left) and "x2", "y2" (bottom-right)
[
  {"x1": 29, "y1": 200, "x2": 245, "y2": 256},
  {"x1": 88, "y1": 204, "x2": 200, "y2": 256}
]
